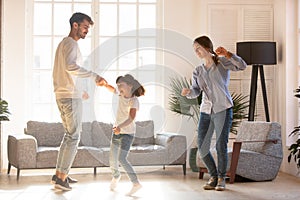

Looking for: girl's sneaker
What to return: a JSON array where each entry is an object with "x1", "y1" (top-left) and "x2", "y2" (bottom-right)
[
  {"x1": 126, "y1": 183, "x2": 142, "y2": 196},
  {"x1": 110, "y1": 175, "x2": 121, "y2": 191}
]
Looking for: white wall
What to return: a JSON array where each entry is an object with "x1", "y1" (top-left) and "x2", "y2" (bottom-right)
[
  {"x1": 1, "y1": 0, "x2": 28, "y2": 171},
  {"x1": 162, "y1": 0, "x2": 200, "y2": 153},
  {"x1": 274, "y1": 0, "x2": 300, "y2": 176}
]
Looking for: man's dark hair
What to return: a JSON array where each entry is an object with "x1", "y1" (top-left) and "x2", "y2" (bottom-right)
[{"x1": 69, "y1": 12, "x2": 94, "y2": 28}]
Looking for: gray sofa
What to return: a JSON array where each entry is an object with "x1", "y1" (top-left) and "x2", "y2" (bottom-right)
[{"x1": 7, "y1": 120, "x2": 187, "y2": 180}]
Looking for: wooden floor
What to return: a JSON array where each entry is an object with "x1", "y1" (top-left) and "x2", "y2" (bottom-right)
[{"x1": 0, "y1": 166, "x2": 300, "y2": 200}]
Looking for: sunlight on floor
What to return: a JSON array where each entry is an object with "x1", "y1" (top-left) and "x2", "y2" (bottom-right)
[{"x1": 1, "y1": 167, "x2": 300, "y2": 200}]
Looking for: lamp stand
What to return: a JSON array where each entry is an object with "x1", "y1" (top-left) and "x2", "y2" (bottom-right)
[{"x1": 248, "y1": 64, "x2": 270, "y2": 122}]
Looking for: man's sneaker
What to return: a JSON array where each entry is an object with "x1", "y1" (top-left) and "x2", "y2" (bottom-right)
[
  {"x1": 51, "y1": 175, "x2": 78, "y2": 184},
  {"x1": 51, "y1": 175, "x2": 57, "y2": 184},
  {"x1": 215, "y1": 177, "x2": 226, "y2": 191},
  {"x1": 203, "y1": 177, "x2": 218, "y2": 190},
  {"x1": 67, "y1": 176, "x2": 78, "y2": 183},
  {"x1": 126, "y1": 183, "x2": 142, "y2": 196},
  {"x1": 110, "y1": 175, "x2": 121, "y2": 191},
  {"x1": 54, "y1": 177, "x2": 72, "y2": 191}
]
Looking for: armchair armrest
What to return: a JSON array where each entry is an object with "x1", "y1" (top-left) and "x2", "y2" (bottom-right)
[
  {"x1": 238, "y1": 139, "x2": 278, "y2": 144},
  {"x1": 227, "y1": 141, "x2": 242, "y2": 183},
  {"x1": 7, "y1": 134, "x2": 38, "y2": 169},
  {"x1": 156, "y1": 132, "x2": 187, "y2": 165}
]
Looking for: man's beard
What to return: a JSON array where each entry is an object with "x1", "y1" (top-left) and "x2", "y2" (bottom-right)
[{"x1": 78, "y1": 31, "x2": 87, "y2": 39}]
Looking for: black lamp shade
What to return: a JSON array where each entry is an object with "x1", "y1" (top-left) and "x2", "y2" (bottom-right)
[{"x1": 236, "y1": 41, "x2": 277, "y2": 65}]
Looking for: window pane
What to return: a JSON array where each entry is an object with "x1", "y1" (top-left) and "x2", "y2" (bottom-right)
[
  {"x1": 32, "y1": 104, "x2": 58, "y2": 122},
  {"x1": 98, "y1": 37, "x2": 118, "y2": 70},
  {"x1": 119, "y1": 52, "x2": 137, "y2": 70},
  {"x1": 78, "y1": 37, "x2": 92, "y2": 69},
  {"x1": 99, "y1": 0, "x2": 117, "y2": 2},
  {"x1": 119, "y1": 37, "x2": 137, "y2": 70},
  {"x1": 35, "y1": 0, "x2": 55, "y2": 2},
  {"x1": 32, "y1": 71, "x2": 53, "y2": 103},
  {"x1": 138, "y1": 38, "x2": 156, "y2": 67},
  {"x1": 54, "y1": 4, "x2": 72, "y2": 35},
  {"x1": 140, "y1": 84, "x2": 156, "y2": 103},
  {"x1": 34, "y1": 37, "x2": 52, "y2": 69},
  {"x1": 78, "y1": 38, "x2": 92, "y2": 59},
  {"x1": 119, "y1": 37, "x2": 137, "y2": 55},
  {"x1": 31, "y1": 0, "x2": 159, "y2": 123},
  {"x1": 119, "y1": 0, "x2": 137, "y2": 2},
  {"x1": 119, "y1": 5, "x2": 137, "y2": 35},
  {"x1": 74, "y1": 0, "x2": 92, "y2": 2},
  {"x1": 34, "y1": 3, "x2": 52, "y2": 35},
  {"x1": 139, "y1": 0, "x2": 157, "y2": 2},
  {"x1": 53, "y1": 37, "x2": 63, "y2": 59},
  {"x1": 139, "y1": 50, "x2": 156, "y2": 67},
  {"x1": 139, "y1": 5, "x2": 156, "y2": 29},
  {"x1": 74, "y1": 3, "x2": 92, "y2": 16},
  {"x1": 99, "y1": 4, "x2": 117, "y2": 36},
  {"x1": 95, "y1": 103, "x2": 115, "y2": 123}
]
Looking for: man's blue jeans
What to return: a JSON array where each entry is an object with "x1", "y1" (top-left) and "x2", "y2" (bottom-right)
[
  {"x1": 110, "y1": 134, "x2": 138, "y2": 184},
  {"x1": 56, "y1": 98, "x2": 82, "y2": 174},
  {"x1": 197, "y1": 108, "x2": 233, "y2": 178}
]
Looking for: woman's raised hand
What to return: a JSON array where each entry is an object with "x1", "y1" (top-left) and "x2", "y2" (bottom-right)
[{"x1": 181, "y1": 88, "x2": 191, "y2": 96}]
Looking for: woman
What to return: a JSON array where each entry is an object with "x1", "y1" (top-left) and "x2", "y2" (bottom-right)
[{"x1": 181, "y1": 36, "x2": 247, "y2": 191}]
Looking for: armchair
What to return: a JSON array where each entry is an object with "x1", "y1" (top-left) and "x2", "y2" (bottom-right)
[{"x1": 197, "y1": 121, "x2": 283, "y2": 183}]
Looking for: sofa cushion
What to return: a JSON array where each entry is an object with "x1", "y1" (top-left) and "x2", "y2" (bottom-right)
[
  {"x1": 26, "y1": 121, "x2": 64, "y2": 147},
  {"x1": 91, "y1": 121, "x2": 113, "y2": 148},
  {"x1": 133, "y1": 120, "x2": 154, "y2": 145},
  {"x1": 79, "y1": 122, "x2": 93, "y2": 146},
  {"x1": 236, "y1": 121, "x2": 271, "y2": 153}
]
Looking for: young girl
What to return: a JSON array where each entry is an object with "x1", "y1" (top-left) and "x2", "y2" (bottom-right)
[{"x1": 103, "y1": 74, "x2": 145, "y2": 196}]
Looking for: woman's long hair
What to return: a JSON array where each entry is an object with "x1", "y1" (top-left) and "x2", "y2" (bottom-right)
[
  {"x1": 194, "y1": 36, "x2": 219, "y2": 65},
  {"x1": 116, "y1": 74, "x2": 145, "y2": 97}
]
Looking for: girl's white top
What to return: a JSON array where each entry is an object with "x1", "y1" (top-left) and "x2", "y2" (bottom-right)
[{"x1": 115, "y1": 95, "x2": 139, "y2": 134}]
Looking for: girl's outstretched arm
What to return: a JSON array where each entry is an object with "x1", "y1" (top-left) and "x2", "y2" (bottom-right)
[{"x1": 104, "y1": 83, "x2": 117, "y2": 93}]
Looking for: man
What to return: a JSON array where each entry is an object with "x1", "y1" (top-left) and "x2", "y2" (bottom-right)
[{"x1": 52, "y1": 12, "x2": 106, "y2": 191}]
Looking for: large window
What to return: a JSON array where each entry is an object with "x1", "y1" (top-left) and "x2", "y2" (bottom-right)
[{"x1": 31, "y1": 0, "x2": 161, "y2": 123}]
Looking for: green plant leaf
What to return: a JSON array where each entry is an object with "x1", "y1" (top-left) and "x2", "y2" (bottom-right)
[
  {"x1": 0, "y1": 99, "x2": 10, "y2": 121},
  {"x1": 287, "y1": 88, "x2": 300, "y2": 168}
]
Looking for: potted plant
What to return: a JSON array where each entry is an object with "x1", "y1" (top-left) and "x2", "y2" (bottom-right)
[
  {"x1": 287, "y1": 86, "x2": 300, "y2": 169},
  {"x1": 168, "y1": 76, "x2": 249, "y2": 171},
  {"x1": 0, "y1": 98, "x2": 10, "y2": 121}
]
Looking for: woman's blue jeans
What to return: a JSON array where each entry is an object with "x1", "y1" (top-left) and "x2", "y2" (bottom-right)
[
  {"x1": 197, "y1": 108, "x2": 233, "y2": 178},
  {"x1": 110, "y1": 134, "x2": 138, "y2": 184}
]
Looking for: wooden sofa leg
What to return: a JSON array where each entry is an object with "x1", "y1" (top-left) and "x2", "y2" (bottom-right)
[
  {"x1": 199, "y1": 171, "x2": 204, "y2": 179},
  {"x1": 94, "y1": 167, "x2": 97, "y2": 176},
  {"x1": 183, "y1": 162, "x2": 186, "y2": 175},
  {"x1": 228, "y1": 141, "x2": 242, "y2": 184},
  {"x1": 17, "y1": 168, "x2": 20, "y2": 181},
  {"x1": 7, "y1": 163, "x2": 11, "y2": 174},
  {"x1": 199, "y1": 167, "x2": 207, "y2": 179}
]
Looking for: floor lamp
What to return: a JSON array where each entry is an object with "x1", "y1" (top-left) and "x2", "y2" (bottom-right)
[{"x1": 236, "y1": 41, "x2": 277, "y2": 122}]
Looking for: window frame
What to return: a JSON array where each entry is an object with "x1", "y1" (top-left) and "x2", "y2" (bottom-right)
[{"x1": 28, "y1": 0, "x2": 163, "y2": 123}]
